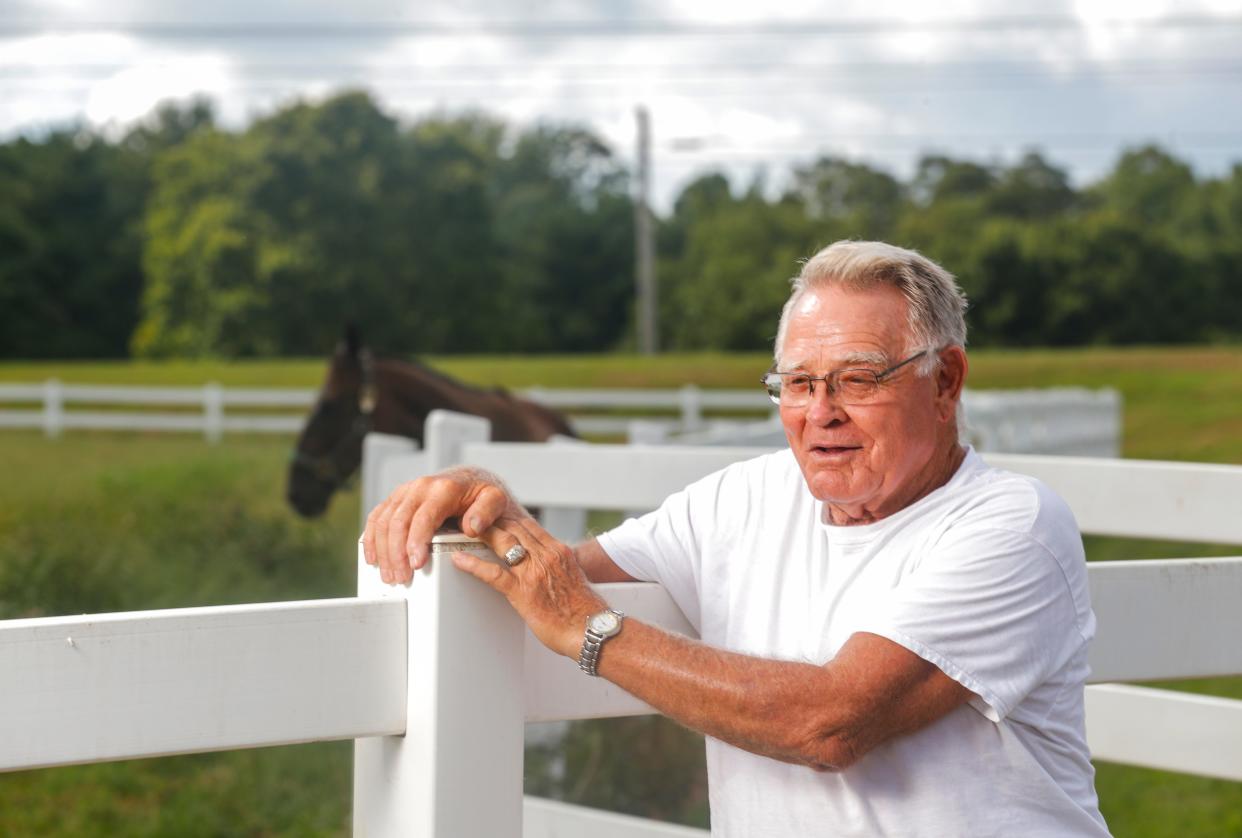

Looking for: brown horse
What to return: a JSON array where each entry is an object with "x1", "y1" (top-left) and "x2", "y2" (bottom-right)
[{"x1": 287, "y1": 328, "x2": 576, "y2": 518}]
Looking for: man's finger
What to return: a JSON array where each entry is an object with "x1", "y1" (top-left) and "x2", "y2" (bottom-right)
[
  {"x1": 385, "y1": 494, "x2": 418, "y2": 583},
  {"x1": 406, "y1": 500, "x2": 457, "y2": 571},
  {"x1": 451, "y1": 551, "x2": 514, "y2": 594},
  {"x1": 362, "y1": 501, "x2": 383, "y2": 567},
  {"x1": 461, "y1": 485, "x2": 517, "y2": 537},
  {"x1": 373, "y1": 498, "x2": 399, "y2": 584}
]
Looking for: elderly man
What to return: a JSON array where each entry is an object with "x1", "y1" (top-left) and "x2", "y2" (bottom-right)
[{"x1": 363, "y1": 241, "x2": 1110, "y2": 836}]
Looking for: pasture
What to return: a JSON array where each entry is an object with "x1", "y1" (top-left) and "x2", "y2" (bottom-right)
[{"x1": 0, "y1": 347, "x2": 1239, "y2": 836}]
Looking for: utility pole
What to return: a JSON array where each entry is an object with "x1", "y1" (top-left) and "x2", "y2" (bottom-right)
[{"x1": 634, "y1": 105, "x2": 658, "y2": 355}]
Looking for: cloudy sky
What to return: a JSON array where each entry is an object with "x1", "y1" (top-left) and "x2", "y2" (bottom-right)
[{"x1": 2, "y1": 1, "x2": 1240, "y2": 209}]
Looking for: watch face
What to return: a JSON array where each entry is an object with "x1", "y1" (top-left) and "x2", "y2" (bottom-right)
[{"x1": 589, "y1": 610, "x2": 621, "y2": 635}]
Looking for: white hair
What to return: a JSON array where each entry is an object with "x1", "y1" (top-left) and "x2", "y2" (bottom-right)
[{"x1": 774, "y1": 241, "x2": 969, "y2": 374}]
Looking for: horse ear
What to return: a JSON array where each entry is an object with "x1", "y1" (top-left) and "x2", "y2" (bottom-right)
[{"x1": 342, "y1": 322, "x2": 362, "y2": 357}]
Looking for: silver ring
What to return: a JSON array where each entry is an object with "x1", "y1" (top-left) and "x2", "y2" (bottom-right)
[{"x1": 504, "y1": 544, "x2": 528, "y2": 567}]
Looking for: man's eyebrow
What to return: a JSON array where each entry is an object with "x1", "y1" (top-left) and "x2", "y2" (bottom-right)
[
  {"x1": 838, "y1": 351, "x2": 890, "y2": 368},
  {"x1": 778, "y1": 350, "x2": 890, "y2": 371}
]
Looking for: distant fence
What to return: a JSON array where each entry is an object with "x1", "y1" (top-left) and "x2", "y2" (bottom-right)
[
  {"x1": 0, "y1": 380, "x2": 1121, "y2": 456},
  {"x1": 0, "y1": 381, "x2": 312, "y2": 442}
]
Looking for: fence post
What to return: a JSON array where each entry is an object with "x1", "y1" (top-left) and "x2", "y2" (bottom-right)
[
  {"x1": 424, "y1": 409, "x2": 491, "y2": 471},
  {"x1": 540, "y1": 434, "x2": 589, "y2": 542},
  {"x1": 354, "y1": 414, "x2": 524, "y2": 838},
  {"x1": 680, "y1": 384, "x2": 703, "y2": 433},
  {"x1": 361, "y1": 433, "x2": 422, "y2": 529},
  {"x1": 203, "y1": 382, "x2": 224, "y2": 443},
  {"x1": 42, "y1": 379, "x2": 62, "y2": 439}
]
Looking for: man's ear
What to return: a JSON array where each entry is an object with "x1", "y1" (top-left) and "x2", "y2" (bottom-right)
[{"x1": 934, "y1": 346, "x2": 968, "y2": 423}]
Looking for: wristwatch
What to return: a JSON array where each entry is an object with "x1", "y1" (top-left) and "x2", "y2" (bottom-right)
[{"x1": 578, "y1": 608, "x2": 624, "y2": 676}]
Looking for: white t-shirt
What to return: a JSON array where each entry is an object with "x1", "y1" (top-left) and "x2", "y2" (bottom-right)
[{"x1": 596, "y1": 447, "x2": 1110, "y2": 838}]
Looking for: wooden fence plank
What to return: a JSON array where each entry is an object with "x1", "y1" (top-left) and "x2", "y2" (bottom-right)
[
  {"x1": 1086, "y1": 558, "x2": 1242, "y2": 682},
  {"x1": 1086, "y1": 685, "x2": 1242, "y2": 781},
  {"x1": 984, "y1": 454, "x2": 1242, "y2": 544},
  {"x1": 0, "y1": 598, "x2": 406, "y2": 772}
]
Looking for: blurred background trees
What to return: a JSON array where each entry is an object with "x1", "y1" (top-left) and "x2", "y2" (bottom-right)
[{"x1": 1, "y1": 90, "x2": 1239, "y2": 360}]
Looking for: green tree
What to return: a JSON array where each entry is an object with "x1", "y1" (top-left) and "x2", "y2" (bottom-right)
[
  {"x1": 0, "y1": 131, "x2": 147, "y2": 358},
  {"x1": 787, "y1": 156, "x2": 905, "y2": 239}
]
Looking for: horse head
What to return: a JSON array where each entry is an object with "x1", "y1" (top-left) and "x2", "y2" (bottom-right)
[{"x1": 286, "y1": 326, "x2": 379, "y2": 518}]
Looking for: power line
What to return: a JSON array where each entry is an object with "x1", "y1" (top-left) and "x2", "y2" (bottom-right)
[
  {"x1": 6, "y1": 62, "x2": 1242, "y2": 84},
  {"x1": 5, "y1": 59, "x2": 1242, "y2": 75},
  {"x1": 3, "y1": 15, "x2": 1242, "y2": 39}
]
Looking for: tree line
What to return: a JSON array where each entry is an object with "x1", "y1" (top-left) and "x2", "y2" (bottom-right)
[{"x1": 1, "y1": 90, "x2": 1239, "y2": 359}]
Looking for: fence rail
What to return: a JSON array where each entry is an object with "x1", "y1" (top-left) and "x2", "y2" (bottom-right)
[{"x1": 0, "y1": 381, "x2": 1120, "y2": 455}]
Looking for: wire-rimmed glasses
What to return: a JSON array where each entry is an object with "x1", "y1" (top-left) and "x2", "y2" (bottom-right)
[{"x1": 761, "y1": 350, "x2": 928, "y2": 406}]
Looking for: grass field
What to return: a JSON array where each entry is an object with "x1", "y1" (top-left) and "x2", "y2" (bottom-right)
[{"x1": 0, "y1": 347, "x2": 1239, "y2": 836}]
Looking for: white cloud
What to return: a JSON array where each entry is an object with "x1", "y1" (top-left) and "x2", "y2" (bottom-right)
[{"x1": 1, "y1": 0, "x2": 1239, "y2": 207}]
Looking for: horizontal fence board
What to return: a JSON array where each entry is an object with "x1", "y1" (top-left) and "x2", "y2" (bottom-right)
[
  {"x1": 461, "y1": 443, "x2": 1242, "y2": 544},
  {"x1": 984, "y1": 454, "x2": 1242, "y2": 544},
  {"x1": 568, "y1": 416, "x2": 662, "y2": 435},
  {"x1": 0, "y1": 598, "x2": 406, "y2": 772},
  {"x1": 1086, "y1": 685, "x2": 1242, "y2": 781},
  {"x1": 463, "y1": 442, "x2": 771, "y2": 510},
  {"x1": 518, "y1": 561, "x2": 1242, "y2": 720},
  {"x1": 0, "y1": 410, "x2": 41, "y2": 428},
  {"x1": 1086, "y1": 558, "x2": 1242, "y2": 682},
  {"x1": 524, "y1": 797, "x2": 709, "y2": 837},
  {"x1": 222, "y1": 389, "x2": 316, "y2": 407},
  {"x1": 222, "y1": 415, "x2": 305, "y2": 433},
  {"x1": 59, "y1": 384, "x2": 206, "y2": 405},
  {"x1": 521, "y1": 388, "x2": 694, "y2": 409},
  {"x1": 0, "y1": 384, "x2": 44, "y2": 400},
  {"x1": 60, "y1": 411, "x2": 207, "y2": 431},
  {"x1": 524, "y1": 583, "x2": 698, "y2": 723}
]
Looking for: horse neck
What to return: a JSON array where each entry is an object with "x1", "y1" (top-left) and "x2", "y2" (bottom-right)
[{"x1": 372, "y1": 359, "x2": 478, "y2": 434}]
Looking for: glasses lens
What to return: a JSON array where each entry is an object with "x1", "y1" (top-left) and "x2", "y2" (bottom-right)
[
  {"x1": 836, "y1": 370, "x2": 881, "y2": 403},
  {"x1": 762, "y1": 374, "x2": 783, "y2": 404}
]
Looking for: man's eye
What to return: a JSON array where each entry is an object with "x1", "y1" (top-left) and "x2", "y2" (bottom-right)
[
  {"x1": 786, "y1": 375, "x2": 812, "y2": 390},
  {"x1": 838, "y1": 371, "x2": 877, "y2": 388}
]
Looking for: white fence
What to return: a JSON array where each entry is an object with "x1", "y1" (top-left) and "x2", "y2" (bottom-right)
[
  {"x1": 0, "y1": 381, "x2": 313, "y2": 442},
  {"x1": 2, "y1": 410, "x2": 1238, "y2": 835},
  {"x1": 0, "y1": 380, "x2": 1121, "y2": 456}
]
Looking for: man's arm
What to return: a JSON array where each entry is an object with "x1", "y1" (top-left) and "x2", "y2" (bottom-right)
[
  {"x1": 595, "y1": 622, "x2": 973, "y2": 771},
  {"x1": 575, "y1": 537, "x2": 640, "y2": 583},
  {"x1": 451, "y1": 515, "x2": 974, "y2": 773},
  {"x1": 364, "y1": 468, "x2": 972, "y2": 770}
]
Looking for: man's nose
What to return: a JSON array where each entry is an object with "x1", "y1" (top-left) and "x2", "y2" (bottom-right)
[{"x1": 805, "y1": 382, "x2": 848, "y2": 425}]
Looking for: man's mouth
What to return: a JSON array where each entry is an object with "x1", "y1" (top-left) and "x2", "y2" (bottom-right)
[{"x1": 809, "y1": 444, "x2": 863, "y2": 457}]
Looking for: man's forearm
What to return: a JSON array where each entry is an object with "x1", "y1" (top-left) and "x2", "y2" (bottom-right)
[{"x1": 593, "y1": 618, "x2": 859, "y2": 770}]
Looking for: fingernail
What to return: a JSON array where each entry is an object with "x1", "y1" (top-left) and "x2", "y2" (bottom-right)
[
  {"x1": 381, "y1": 568, "x2": 392, "y2": 584},
  {"x1": 468, "y1": 516, "x2": 480, "y2": 534},
  {"x1": 408, "y1": 547, "x2": 422, "y2": 570}
]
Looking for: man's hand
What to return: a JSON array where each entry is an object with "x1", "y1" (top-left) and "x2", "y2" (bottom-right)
[
  {"x1": 362, "y1": 467, "x2": 524, "y2": 584},
  {"x1": 451, "y1": 516, "x2": 607, "y2": 659}
]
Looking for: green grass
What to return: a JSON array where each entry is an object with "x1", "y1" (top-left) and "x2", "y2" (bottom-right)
[{"x1": 0, "y1": 347, "x2": 1239, "y2": 836}]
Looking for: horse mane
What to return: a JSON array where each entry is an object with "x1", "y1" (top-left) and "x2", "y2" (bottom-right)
[
  {"x1": 371, "y1": 354, "x2": 576, "y2": 441},
  {"x1": 399, "y1": 356, "x2": 494, "y2": 394}
]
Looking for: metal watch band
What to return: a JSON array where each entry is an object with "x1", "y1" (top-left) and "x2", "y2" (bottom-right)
[{"x1": 578, "y1": 609, "x2": 623, "y2": 676}]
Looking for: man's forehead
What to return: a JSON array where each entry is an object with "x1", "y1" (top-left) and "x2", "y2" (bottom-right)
[
  {"x1": 781, "y1": 288, "x2": 910, "y2": 365},
  {"x1": 780, "y1": 344, "x2": 891, "y2": 370}
]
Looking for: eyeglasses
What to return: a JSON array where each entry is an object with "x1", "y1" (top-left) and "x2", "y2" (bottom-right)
[{"x1": 761, "y1": 350, "x2": 928, "y2": 406}]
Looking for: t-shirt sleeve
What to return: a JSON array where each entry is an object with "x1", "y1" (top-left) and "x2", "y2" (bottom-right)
[
  {"x1": 594, "y1": 468, "x2": 729, "y2": 633},
  {"x1": 853, "y1": 521, "x2": 1088, "y2": 723}
]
